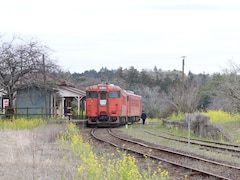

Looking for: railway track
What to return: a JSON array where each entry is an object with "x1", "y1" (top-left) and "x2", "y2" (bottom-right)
[
  {"x1": 147, "y1": 129, "x2": 240, "y2": 147},
  {"x1": 91, "y1": 128, "x2": 240, "y2": 180},
  {"x1": 143, "y1": 130, "x2": 240, "y2": 155}
]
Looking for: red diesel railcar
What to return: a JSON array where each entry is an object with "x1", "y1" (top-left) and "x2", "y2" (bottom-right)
[{"x1": 86, "y1": 83, "x2": 142, "y2": 126}]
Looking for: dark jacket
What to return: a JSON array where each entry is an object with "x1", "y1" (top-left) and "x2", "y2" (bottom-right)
[{"x1": 141, "y1": 112, "x2": 147, "y2": 120}]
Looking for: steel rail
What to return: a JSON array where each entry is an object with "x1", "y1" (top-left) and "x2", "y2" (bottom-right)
[
  {"x1": 150, "y1": 128, "x2": 240, "y2": 148},
  {"x1": 91, "y1": 128, "x2": 236, "y2": 180},
  {"x1": 110, "y1": 129, "x2": 240, "y2": 171},
  {"x1": 143, "y1": 130, "x2": 240, "y2": 154}
]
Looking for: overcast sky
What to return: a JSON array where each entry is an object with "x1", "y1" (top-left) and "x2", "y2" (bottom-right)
[{"x1": 1, "y1": 0, "x2": 240, "y2": 74}]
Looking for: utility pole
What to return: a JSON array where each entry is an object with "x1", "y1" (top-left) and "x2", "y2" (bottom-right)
[
  {"x1": 43, "y1": 54, "x2": 48, "y2": 118},
  {"x1": 181, "y1": 56, "x2": 186, "y2": 90}
]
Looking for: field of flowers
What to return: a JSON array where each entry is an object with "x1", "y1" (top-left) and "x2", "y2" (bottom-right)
[
  {"x1": 0, "y1": 118, "x2": 46, "y2": 129},
  {"x1": 165, "y1": 110, "x2": 240, "y2": 122},
  {"x1": 58, "y1": 123, "x2": 169, "y2": 180},
  {"x1": 202, "y1": 110, "x2": 240, "y2": 123},
  {"x1": 0, "y1": 118, "x2": 169, "y2": 180}
]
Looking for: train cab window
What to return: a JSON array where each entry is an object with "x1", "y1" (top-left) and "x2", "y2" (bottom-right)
[
  {"x1": 109, "y1": 91, "x2": 120, "y2": 98},
  {"x1": 100, "y1": 91, "x2": 106, "y2": 100},
  {"x1": 86, "y1": 91, "x2": 98, "y2": 98}
]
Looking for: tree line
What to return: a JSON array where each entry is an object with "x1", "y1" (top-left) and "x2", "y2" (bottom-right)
[
  {"x1": 1, "y1": 35, "x2": 240, "y2": 118},
  {"x1": 58, "y1": 63, "x2": 240, "y2": 118}
]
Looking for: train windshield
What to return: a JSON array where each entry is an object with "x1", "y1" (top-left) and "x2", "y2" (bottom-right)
[
  {"x1": 86, "y1": 91, "x2": 98, "y2": 98},
  {"x1": 100, "y1": 91, "x2": 107, "y2": 106},
  {"x1": 109, "y1": 91, "x2": 120, "y2": 98},
  {"x1": 100, "y1": 91, "x2": 106, "y2": 100}
]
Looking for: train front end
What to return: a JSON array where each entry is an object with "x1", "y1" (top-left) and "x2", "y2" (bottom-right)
[{"x1": 86, "y1": 84, "x2": 127, "y2": 126}]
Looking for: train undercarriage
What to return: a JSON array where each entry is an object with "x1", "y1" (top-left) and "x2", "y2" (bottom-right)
[{"x1": 87, "y1": 115, "x2": 140, "y2": 127}]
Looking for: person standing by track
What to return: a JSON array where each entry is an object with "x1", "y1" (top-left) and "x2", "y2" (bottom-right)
[{"x1": 141, "y1": 111, "x2": 147, "y2": 125}]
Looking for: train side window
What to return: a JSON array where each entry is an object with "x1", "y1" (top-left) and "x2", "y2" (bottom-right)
[
  {"x1": 109, "y1": 91, "x2": 120, "y2": 98},
  {"x1": 86, "y1": 91, "x2": 98, "y2": 98},
  {"x1": 100, "y1": 91, "x2": 107, "y2": 100}
]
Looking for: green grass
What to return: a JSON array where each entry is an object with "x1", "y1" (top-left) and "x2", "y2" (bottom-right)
[
  {"x1": 120, "y1": 123, "x2": 240, "y2": 166},
  {"x1": 164, "y1": 111, "x2": 185, "y2": 121},
  {"x1": 157, "y1": 110, "x2": 240, "y2": 144},
  {"x1": 217, "y1": 120, "x2": 240, "y2": 143}
]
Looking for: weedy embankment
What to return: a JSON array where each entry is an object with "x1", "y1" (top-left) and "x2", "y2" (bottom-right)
[{"x1": 0, "y1": 119, "x2": 169, "y2": 180}]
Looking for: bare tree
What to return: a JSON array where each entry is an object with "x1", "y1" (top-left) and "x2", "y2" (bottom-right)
[
  {"x1": 135, "y1": 85, "x2": 166, "y2": 118},
  {"x1": 0, "y1": 36, "x2": 58, "y2": 115},
  {"x1": 161, "y1": 79, "x2": 201, "y2": 113},
  {"x1": 219, "y1": 61, "x2": 240, "y2": 112}
]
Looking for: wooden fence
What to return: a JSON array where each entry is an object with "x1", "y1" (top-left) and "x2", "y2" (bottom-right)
[{"x1": 0, "y1": 107, "x2": 85, "y2": 119}]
